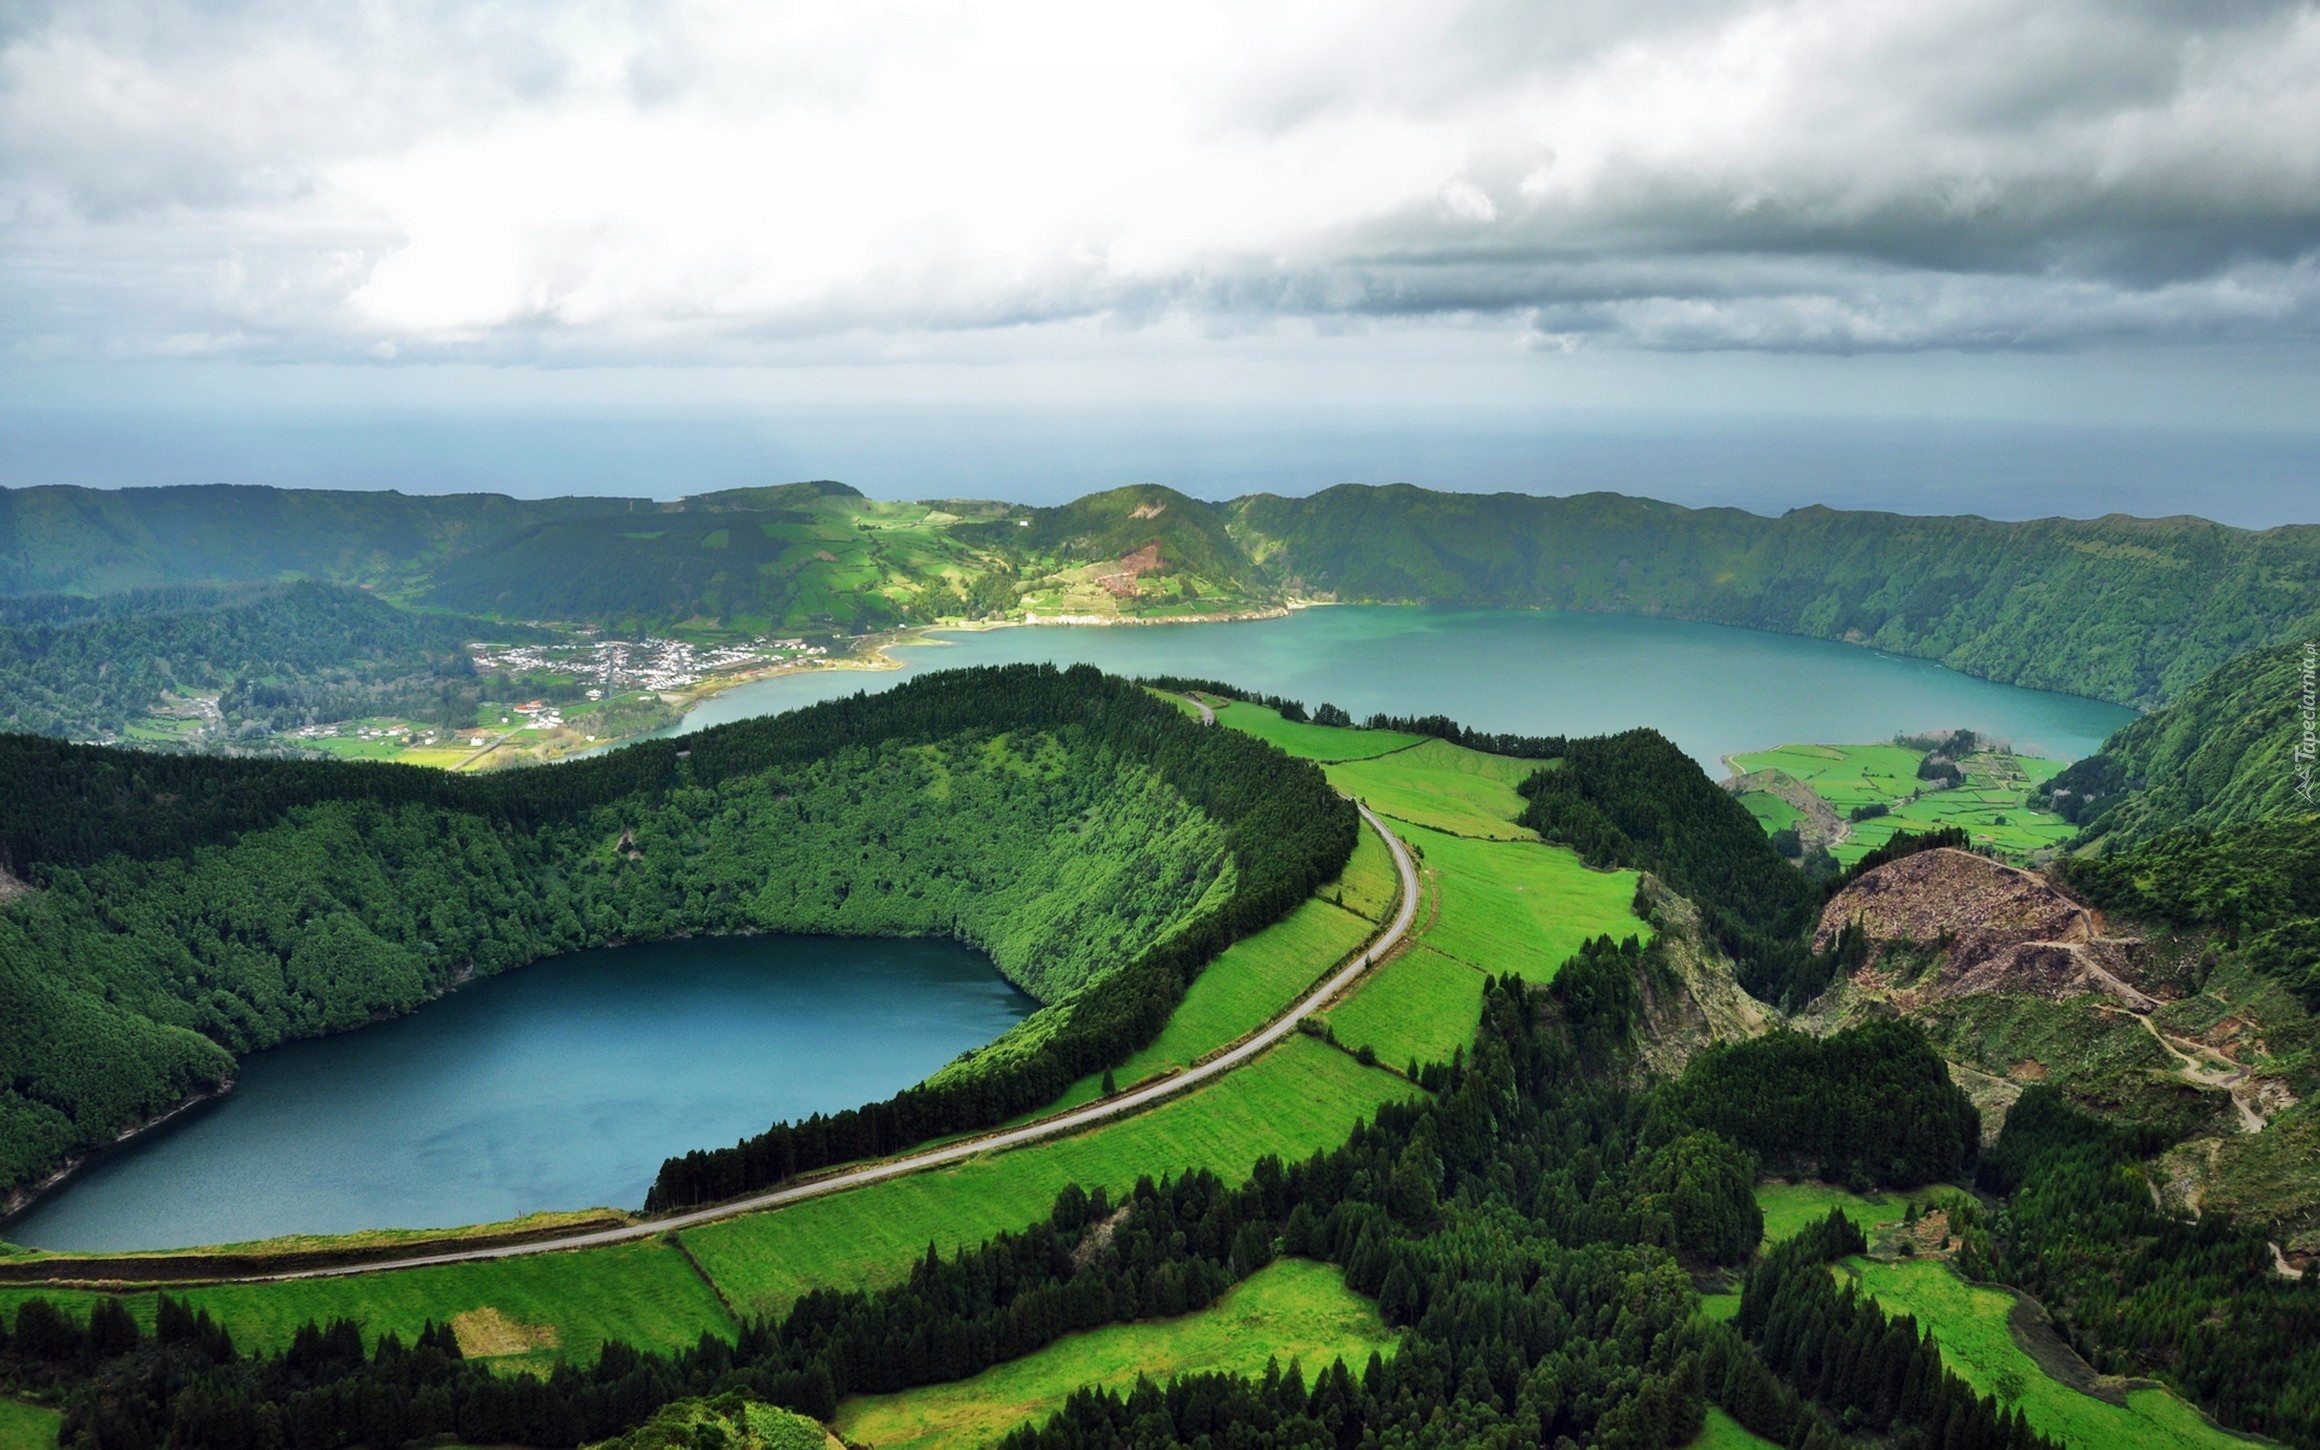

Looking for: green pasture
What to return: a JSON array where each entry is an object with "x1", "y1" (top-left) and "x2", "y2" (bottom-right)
[
  {"x1": 1040, "y1": 898, "x2": 1377, "y2": 1114},
  {"x1": 1404, "y1": 825, "x2": 1649, "y2": 982},
  {"x1": 1730, "y1": 743, "x2": 2078, "y2": 863},
  {"x1": 0, "y1": 1238, "x2": 726, "y2": 1372},
  {"x1": 1690, "y1": 1407, "x2": 1779, "y2": 1449},
  {"x1": 1728, "y1": 744, "x2": 1924, "y2": 813},
  {"x1": 1323, "y1": 945, "x2": 1486, "y2": 1071},
  {"x1": 1214, "y1": 701, "x2": 1422, "y2": 762},
  {"x1": 0, "y1": 1401, "x2": 60, "y2": 1450},
  {"x1": 832, "y1": 1257, "x2": 1395, "y2": 1449},
  {"x1": 1846, "y1": 1259, "x2": 2256, "y2": 1450},
  {"x1": 1326, "y1": 826, "x2": 1403, "y2": 924},
  {"x1": 1754, "y1": 1181, "x2": 1906, "y2": 1247},
  {"x1": 1324, "y1": 740, "x2": 1539, "y2": 840},
  {"x1": 681, "y1": 1035, "x2": 1419, "y2": 1320},
  {"x1": 1697, "y1": 1288, "x2": 1742, "y2": 1324},
  {"x1": 1737, "y1": 792, "x2": 1803, "y2": 834}
]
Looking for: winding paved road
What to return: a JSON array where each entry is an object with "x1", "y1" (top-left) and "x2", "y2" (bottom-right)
[{"x1": 179, "y1": 798, "x2": 1418, "y2": 1285}]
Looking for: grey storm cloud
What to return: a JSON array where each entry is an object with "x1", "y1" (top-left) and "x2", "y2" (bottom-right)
[{"x1": 2, "y1": 0, "x2": 2317, "y2": 362}]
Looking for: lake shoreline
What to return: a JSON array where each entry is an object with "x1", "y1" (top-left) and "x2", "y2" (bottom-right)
[
  {"x1": 1, "y1": 1077, "x2": 235, "y2": 1232},
  {"x1": 504, "y1": 600, "x2": 2136, "y2": 771}
]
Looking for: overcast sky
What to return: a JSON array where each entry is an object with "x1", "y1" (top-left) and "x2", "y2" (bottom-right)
[{"x1": 4, "y1": 1, "x2": 2319, "y2": 507}]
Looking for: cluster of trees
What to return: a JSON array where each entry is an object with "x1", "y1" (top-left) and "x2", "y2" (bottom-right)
[
  {"x1": 1915, "y1": 757, "x2": 1963, "y2": 787},
  {"x1": 1967, "y1": 1088, "x2": 2320, "y2": 1443},
  {"x1": 1513, "y1": 728, "x2": 1833, "y2": 1006},
  {"x1": 2028, "y1": 751, "x2": 2130, "y2": 826},
  {"x1": 1550, "y1": 931, "x2": 1975, "y2": 1197},
  {"x1": 5, "y1": 972, "x2": 2033, "y2": 1449},
  {"x1": 0, "y1": 666, "x2": 1354, "y2": 1204},
  {"x1": 1655, "y1": 1021, "x2": 1980, "y2": 1191},
  {"x1": 1827, "y1": 827, "x2": 1971, "y2": 891},
  {"x1": 1732, "y1": 1209, "x2": 2057, "y2": 1449},
  {"x1": 0, "y1": 582, "x2": 524, "y2": 742}
]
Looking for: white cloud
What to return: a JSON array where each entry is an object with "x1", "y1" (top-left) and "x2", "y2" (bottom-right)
[{"x1": 2, "y1": 0, "x2": 2317, "y2": 363}]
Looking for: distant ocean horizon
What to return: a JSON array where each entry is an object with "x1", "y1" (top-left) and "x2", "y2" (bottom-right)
[{"x1": 4, "y1": 406, "x2": 2315, "y2": 528}]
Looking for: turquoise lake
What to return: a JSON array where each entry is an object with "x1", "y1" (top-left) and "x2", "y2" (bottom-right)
[
  {"x1": 7, "y1": 936, "x2": 1031, "y2": 1251},
  {"x1": 677, "y1": 607, "x2": 2136, "y2": 766}
]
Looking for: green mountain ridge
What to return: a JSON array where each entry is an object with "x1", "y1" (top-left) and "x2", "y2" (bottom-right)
[{"x1": 6, "y1": 480, "x2": 2320, "y2": 709}]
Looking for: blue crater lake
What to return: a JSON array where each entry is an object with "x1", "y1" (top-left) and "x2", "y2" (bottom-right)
[
  {"x1": 676, "y1": 607, "x2": 2137, "y2": 768},
  {"x1": 8, "y1": 935, "x2": 1031, "y2": 1252}
]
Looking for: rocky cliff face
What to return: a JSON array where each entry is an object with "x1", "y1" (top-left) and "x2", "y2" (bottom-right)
[{"x1": 1627, "y1": 875, "x2": 1774, "y2": 1081}]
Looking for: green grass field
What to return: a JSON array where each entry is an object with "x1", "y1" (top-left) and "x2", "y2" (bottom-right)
[
  {"x1": 1729, "y1": 744, "x2": 1924, "y2": 814},
  {"x1": 1214, "y1": 701, "x2": 1422, "y2": 761},
  {"x1": 1323, "y1": 946, "x2": 1486, "y2": 1070},
  {"x1": 1039, "y1": 898, "x2": 1378, "y2": 1115},
  {"x1": 0, "y1": 1238, "x2": 728, "y2": 1371},
  {"x1": 1755, "y1": 1181, "x2": 1906, "y2": 1247},
  {"x1": 1728, "y1": 743, "x2": 2076, "y2": 864},
  {"x1": 1698, "y1": 1288, "x2": 1742, "y2": 1323},
  {"x1": 1324, "y1": 740, "x2": 1539, "y2": 840},
  {"x1": 832, "y1": 1257, "x2": 1395, "y2": 1449},
  {"x1": 1325, "y1": 826, "x2": 1402, "y2": 924},
  {"x1": 1690, "y1": 1406, "x2": 1779, "y2": 1448},
  {"x1": 1404, "y1": 825, "x2": 1649, "y2": 982},
  {"x1": 0, "y1": 1400, "x2": 60, "y2": 1450},
  {"x1": 682, "y1": 1036, "x2": 1420, "y2": 1319},
  {"x1": 1846, "y1": 1259, "x2": 2255, "y2": 1450},
  {"x1": 1737, "y1": 791, "x2": 1803, "y2": 834}
]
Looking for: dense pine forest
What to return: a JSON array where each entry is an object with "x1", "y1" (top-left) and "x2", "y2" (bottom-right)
[
  {"x1": 0, "y1": 582, "x2": 529, "y2": 742},
  {"x1": 0, "y1": 666, "x2": 1352, "y2": 1201}
]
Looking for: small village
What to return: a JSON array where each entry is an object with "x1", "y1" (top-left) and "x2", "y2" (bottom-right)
[{"x1": 468, "y1": 634, "x2": 823, "y2": 694}]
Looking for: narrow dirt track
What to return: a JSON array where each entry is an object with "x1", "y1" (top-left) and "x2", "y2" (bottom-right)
[{"x1": 107, "y1": 798, "x2": 1417, "y2": 1287}]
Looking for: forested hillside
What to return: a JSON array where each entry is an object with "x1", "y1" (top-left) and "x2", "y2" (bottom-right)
[
  {"x1": 955, "y1": 484, "x2": 1279, "y2": 617},
  {"x1": 0, "y1": 666, "x2": 1352, "y2": 1202},
  {"x1": 2033, "y1": 631, "x2": 2318, "y2": 846},
  {"x1": 419, "y1": 482, "x2": 1020, "y2": 633},
  {"x1": 0, "y1": 582, "x2": 530, "y2": 742},
  {"x1": 8, "y1": 481, "x2": 2317, "y2": 710},
  {"x1": 1515, "y1": 728, "x2": 1831, "y2": 1006}
]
